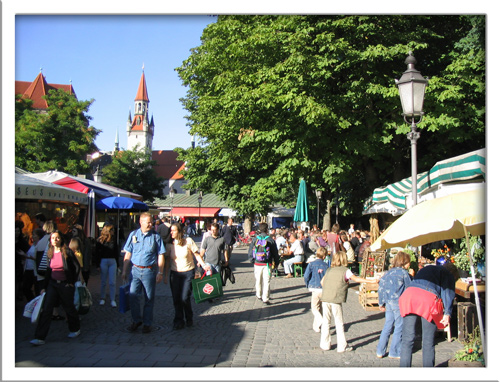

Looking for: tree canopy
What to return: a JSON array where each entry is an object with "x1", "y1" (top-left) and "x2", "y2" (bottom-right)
[
  {"x1": 15, "y1": 89, "x2": 100, "y2": 175},
  {"x1": 102, "y1": 146, "x2": 165, "y2": 202},
  {"x1": 175, "y1": 15, "x2": 485, "y2": 221}
]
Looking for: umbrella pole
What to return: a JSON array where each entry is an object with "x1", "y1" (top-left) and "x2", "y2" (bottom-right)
[{"x1": 464, "y1": 227, "x2": 485, "y2": 363}]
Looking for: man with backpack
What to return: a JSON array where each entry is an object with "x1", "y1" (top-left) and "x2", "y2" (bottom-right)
[{"x1": 248, "y1": 223, "x2": 279, "y2": 305}]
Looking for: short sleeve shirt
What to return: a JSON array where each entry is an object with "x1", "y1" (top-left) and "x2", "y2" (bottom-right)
[
  {"x1": 166, "y1": 237, "x2": 199, "y2": 272},
  {"x1": 123, "y1": 229, "x2": 166, "y2": 267},
  {"x1": 201, "y1": 236, "x2": 225, "y2": 265}
]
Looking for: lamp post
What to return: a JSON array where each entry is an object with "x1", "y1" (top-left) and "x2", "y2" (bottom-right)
[
  {"x1": 198, "y1": 192, "x2": 203, "y2": 236},
  {"x1": 169, "y1": 186, "x2": 175, "y2": 224},
  {"x1": 396, "y1": 52, "x2": 428, "y2": 208},
  {"x1": 315, "y1": 189, "x2": 322, "y2": 229}
]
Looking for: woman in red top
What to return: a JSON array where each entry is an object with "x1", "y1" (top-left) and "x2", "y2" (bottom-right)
[{"x1": 30, "y1": 231, "x2": 81, "y2": 346}]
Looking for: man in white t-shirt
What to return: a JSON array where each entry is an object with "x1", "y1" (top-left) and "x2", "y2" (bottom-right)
[{"x1": 284, "y1": 233, "x2": 304, "y2": 278}]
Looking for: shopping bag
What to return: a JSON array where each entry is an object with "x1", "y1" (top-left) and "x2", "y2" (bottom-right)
[
  {"x1": 119, "y1": 283, "x2": 130, "y2": 314},
  {"x1": 192, "y1": 272, "x2": 223, "y2": 304},
  {"x1": 31, "y1": 292, "x2": 46, "y2": 324},
  {"x1": 23, "y1": 295, "x2": 42, "y2": 318},
  {"x1": 75, "y1": 283, "x2": 92, "y2": 315},
  {"x1": 24, "y1": 294, "x2": 44, "y2": 320}
]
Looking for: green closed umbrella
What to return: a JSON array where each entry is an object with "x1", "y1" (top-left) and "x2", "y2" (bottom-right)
[{"x1": 293, "y1": 179, "x2": 309, "y2": 223}]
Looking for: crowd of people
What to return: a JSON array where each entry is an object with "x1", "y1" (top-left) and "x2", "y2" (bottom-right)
[{"x1": 17, "y1": 213, "x2": 460, "y2": 367}]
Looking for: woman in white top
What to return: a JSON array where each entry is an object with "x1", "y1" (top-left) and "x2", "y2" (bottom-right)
[{"x1": 162, "y1": 223, "x2": 204, "y2": 330}]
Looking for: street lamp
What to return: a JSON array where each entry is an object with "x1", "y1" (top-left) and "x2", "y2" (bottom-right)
[
  {"x1": 169, "y1": 186, "x2": 175, "y2": 223},
  {"x1": 198, "y1": 192, "x2": 203, "y2": 236},
  {"x1": 315, "y1": 189, "x2": 322, "y2": 229},
  {"x1": 396, "y1": 52, "x2": 428, "y2": 207}
]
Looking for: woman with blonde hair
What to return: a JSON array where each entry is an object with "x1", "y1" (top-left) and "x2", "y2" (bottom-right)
[
  {"x1": 161, "y1": 222, "x2": 204, "y2": 330},
  {"x1": 320, "y1": 251, "x2": 375, "y2": 352},
  {"x1": 96, "y1": 224, "x2": 119, "y2": 307}
]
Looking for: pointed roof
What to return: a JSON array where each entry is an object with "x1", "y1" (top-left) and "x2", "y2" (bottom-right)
[
  {"x1": 15, "y1": 72, "x2": 76, "y2": 109},
  {"x1": 135, "y1": 71, "x2": 149, "y2": 102}
]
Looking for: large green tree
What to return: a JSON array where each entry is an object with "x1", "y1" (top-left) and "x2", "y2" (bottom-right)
[
  {"x1": 175, "y1": 15, "x2": 485, "y2": 226},
  {"x1": 15, "y1": 89, "x2": 100, "y2": 175},
  {"x1": 102, "y1": 146, "x2": 165, "y2": 202}
]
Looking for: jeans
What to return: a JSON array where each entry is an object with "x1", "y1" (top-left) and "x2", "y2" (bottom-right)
[
  {"x1": 254, "y1": 264, "x2": 271, "y2": 302},
  {"x1": 34, "y1": 279, "x2": 80, "y2": 340},
  {"x1": 170, "y1": 269, "x2": 195, "y2": 325},
  {"x1": 100, "y1": 258, "x2": 117, "y2": 301},
  {"x1": 130, "y1": 265, "x2": 157, "y2": 326},
  {"x1": 400, "y1": 314, "x2": 437, "y2": 367},
  {"x1": 376, "y1": 300, "x2": 403, "y2": 357}
]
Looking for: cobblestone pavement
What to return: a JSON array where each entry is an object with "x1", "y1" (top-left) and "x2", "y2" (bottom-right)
[{"x1": 15, "y1": 240, "x2": 464, "y2": 370}]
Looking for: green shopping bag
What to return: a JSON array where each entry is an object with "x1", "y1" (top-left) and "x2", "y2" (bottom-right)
[{"x1": 192, "y1": 272, "x2": 223, "y2": 304}]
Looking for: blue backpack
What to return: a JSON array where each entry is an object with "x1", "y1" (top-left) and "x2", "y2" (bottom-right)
[{"x1": 253, "y1": 235, "x2": 271, "y2": 263}]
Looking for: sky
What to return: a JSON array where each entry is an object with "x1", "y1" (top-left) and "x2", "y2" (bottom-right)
[{"x1": 15, "y1": 15, "x2": 217, "y2": 152}]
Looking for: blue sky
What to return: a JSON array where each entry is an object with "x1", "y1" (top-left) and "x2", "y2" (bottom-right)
[{"x1": 15, "y1": 15, "x2": 217, "y2": 152}]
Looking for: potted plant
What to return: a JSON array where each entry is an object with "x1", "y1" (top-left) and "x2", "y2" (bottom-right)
[
  {"x1": 452, "y1": 234, "x2": 485, "y2": 277},
  {"x1": 449, "y1": 326, "x2": 484, "y2": 367}
]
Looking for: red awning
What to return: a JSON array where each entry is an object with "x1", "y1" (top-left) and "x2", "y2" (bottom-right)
[
  {"x1": 53, "y1": 176, "x2": 90, "y2": 194},
  {"x1": 170, "y1": 207, "x2": 221, "y2": 217}
]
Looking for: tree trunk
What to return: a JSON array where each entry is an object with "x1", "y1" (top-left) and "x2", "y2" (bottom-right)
[
  {"x1": 323, "y1": 199, "x2": 332, "y2": 231},
  {"x1": 243, "y1": 213, "x2": 255, "y2": 234}
]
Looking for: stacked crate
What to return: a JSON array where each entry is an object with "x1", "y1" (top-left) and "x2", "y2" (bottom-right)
[
  {"x1": 359, "y1": 281, "x2": 379, "y2": 311},
  {"x1": 358, "y1": 250, "x2": 387, "y2": 311}
]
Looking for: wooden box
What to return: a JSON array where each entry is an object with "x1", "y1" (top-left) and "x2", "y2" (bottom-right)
[
  {"x1": 457, "y1": 302, "x2": 478, "y2": 342},
  {"x1": 358, "y1": 282, "x2": 379, "y2": 311},
  {"x1": 360, "y1": 250, "x2": 386, "y2": 279}
]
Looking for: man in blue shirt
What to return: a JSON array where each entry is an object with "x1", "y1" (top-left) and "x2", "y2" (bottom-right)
[{"x1": 122, "y1": 213, "x2": 166, "y2": 333}]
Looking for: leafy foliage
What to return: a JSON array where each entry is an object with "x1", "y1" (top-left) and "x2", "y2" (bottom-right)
[
  {"x1": 454, "y1": 326, "x2": 483, "y2": 363},
  {"x1": 15, "y1": 89, "x2": 100, "y2": 175},
  {"x1": 102, "y1": 146, "x2": 165, "y2": 202},
  {"x1": 175, "y1": 15, "x2": 485, "y2": 219}
]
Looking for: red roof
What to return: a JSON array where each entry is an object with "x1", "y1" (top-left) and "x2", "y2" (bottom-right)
[
  {"x1": 15, "y1": 72, "x2": 76, "y2": 109},
  {"x1": 152, "y1": 150, "x2": 184, "y2": 180},
  {"x1": 131, "y1": 115, "x2": 145, "y2": 132},
  {"x1": 135, "y1": 72, "x2": 149, "y2": 102}
]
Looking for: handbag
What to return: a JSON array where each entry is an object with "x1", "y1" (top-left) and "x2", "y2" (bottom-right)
[
  {"x1": 119, "y1": 283, "x2": 130, "y2": 313},
  {"x1": 192, "y1": 271, "x2": 223, "y2": 304},
  {"x1": 430, "y1": 296, "x2": 446, "y2": 329},
  {"x1": 74, "y1": 282, "x2": 92, "y2": 315}
]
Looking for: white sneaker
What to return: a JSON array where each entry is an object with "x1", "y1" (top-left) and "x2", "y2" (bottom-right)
[
  {"x1": 110, "y1": 300, "x2": 117, "y2": 308},
  {"x1": 68, "y1": 330, "x2": 81, "y2": 338},
  {"x1": 99, "y1": 299, "x2": 105, "y2": 305},
  {"x1": 30, "y1": 339, "x2": 45, "y2": 346}
]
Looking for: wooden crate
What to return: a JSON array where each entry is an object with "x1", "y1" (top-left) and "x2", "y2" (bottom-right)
[
  {"x1": 360, "y1": 250, "x2": 387, "y2": 278},
  {"x1": 359, "y1": 282, "x2": 379, "y2": 311},
  {"x1": 457, "y1": 302, "x2": 478, "y2": 342}
]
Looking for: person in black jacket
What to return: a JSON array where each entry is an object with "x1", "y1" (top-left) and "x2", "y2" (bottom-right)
[
  {"x1": 30, "y1": 230, "x2": 81, "y2": 345},
  {"x1": 96, "y1": 224, "x2": 120, "y2": 307},
  {"x1": 221, "y1": 218, "x2": 238, "y2": 262}
]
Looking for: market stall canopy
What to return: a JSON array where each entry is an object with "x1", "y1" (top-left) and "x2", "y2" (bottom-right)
[
  {"x1": 170, "y1": 207, "x2": 221, "y2": 217},
  {"x1": 15, "y1": 173, "x2": 88, "y2": 205},
  {"x1": 95, "y1": 196, "x2": 149, "y2": 212},
  {"x1": 370, "y1": 184, "x2": 485, "y2": 251},
  {"x1": 24, "y1": 170, "x2": 143, "y2": 200},
  {"x1": 363, "y1": 149, "x2": 485, "y2": 216},
  {"x1": 219, "y1": 208, "x2": 238, "y2": 217}
]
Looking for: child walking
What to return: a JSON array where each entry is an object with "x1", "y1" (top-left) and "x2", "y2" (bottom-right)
[{"x1": 320, "y1": 251, "x2": 376, "y2": 352}]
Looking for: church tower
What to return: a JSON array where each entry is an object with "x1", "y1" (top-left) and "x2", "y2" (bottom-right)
[{"x1": 127, "y1": 68, "x2": 154, "y2": 152}]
